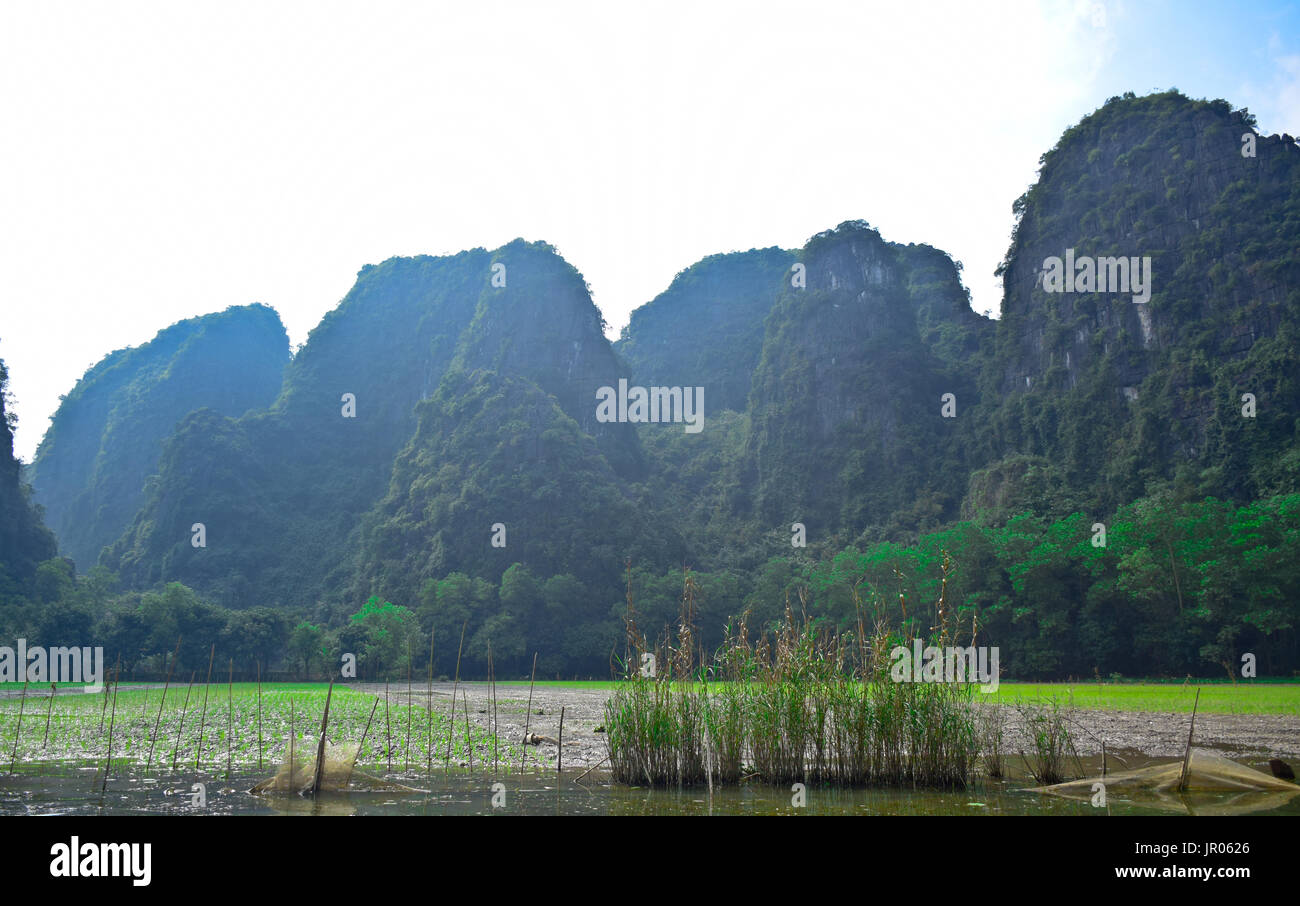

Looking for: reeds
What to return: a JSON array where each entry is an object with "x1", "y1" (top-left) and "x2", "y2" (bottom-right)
[
  {"x1": 605, "y1": 561, "x2": 982, "y2": 789},
  {"x1": 1016, "y1": 697, "x2": 1073, "y2": 785}
]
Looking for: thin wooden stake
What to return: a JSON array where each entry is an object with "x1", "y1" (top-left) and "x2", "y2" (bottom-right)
[
  {"x1": 359, "y1": 696, "x2": 380, "y2": 765},
  {"x1": 42, "y1": 682, "x2": 54, "y2": 752},
  {"x1": 311, "y1": 679, "x2": 335, "y2": 795},
  {"x1": 573, "y1": 754, "x2": 609, "y2": 783},
  {"x1": 405, "y1": 639, "x2": 412, "y2": 771},
  {"x1": 226, "y1": 658, "x2": 233, "y2": 780},
  {"x1": 426, "y1": 629, "x2": 434, "y2": 776},
  {"x1": 99, "y1": 663, "x2": 111, "y2": 732},
  {"x1": 463, "y1": 688, "x2": 472, "y2": 773},
  {"x1": 146, "y1": 636, "x2": 181, "y2": 772},
  {"x1": 445, "y1": 620, "x2": 467, "y2": 767},
  {"x1": 10, "y1": 681, "x2": 28, "y2": 772},
  {"x1": 256, "y1": 660, "x2": 263, "y2": 770},
  {"x1": 194, "y1": 643, "x2": 215, "y2": 771},
  {"x1": 172, "y1": 671, "x2": 196, "y2": 771},
  {"x1": 488, "y1": 641, "x2": 498, "y2": 773},
  {"x1": 384, "y1": 678, "x2": 391, "y2": 773},
  {"x1": 101, "y1": 659, "x2": 121, "y2": 791},
  {"x1": 1178, "y1": 687, "x2": 1201, "y2": 793},
  {"x1": 521, "y1": 652, "x2": 537, "y2": 773},
  {"x1": 557, "y1": 706, "x2": 565, "y2": 776}
]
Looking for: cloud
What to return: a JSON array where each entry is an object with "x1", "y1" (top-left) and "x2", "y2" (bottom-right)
[{"x1": 1271, "y1": 53, "x2": 1300, "y2": 135}]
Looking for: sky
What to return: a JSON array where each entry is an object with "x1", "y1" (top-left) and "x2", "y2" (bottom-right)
[{"x1": 2, "y1": 0, "x2": 1298, "y2": 463}]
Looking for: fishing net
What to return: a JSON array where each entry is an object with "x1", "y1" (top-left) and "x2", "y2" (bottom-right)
[
  {"x1": 249, "y1": 737, "x2": 422, "y2": 795},
  {"x1": 1031, "y1": 748, "x2": 1299, "y2": 814},
  {"x1": 250, "y1": 737, "x2": 359, "y2": 794}
]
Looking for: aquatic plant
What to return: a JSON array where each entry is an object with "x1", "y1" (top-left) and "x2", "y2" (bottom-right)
[{"x1": 604, "y1": 558, "x2": 983, "y2": 789}]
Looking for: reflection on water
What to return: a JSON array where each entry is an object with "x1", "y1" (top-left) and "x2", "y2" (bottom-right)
[{"x1": 2, "y1": 761, "x2": 1297, "y2": 816}]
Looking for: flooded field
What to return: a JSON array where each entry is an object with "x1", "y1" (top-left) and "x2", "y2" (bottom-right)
[
  {"x1": 3, "y1": 681, "x2": 1297, "y2": 817},
  {"x1": 4, "y1": 758, "x2": 1299, "y2": 817}
]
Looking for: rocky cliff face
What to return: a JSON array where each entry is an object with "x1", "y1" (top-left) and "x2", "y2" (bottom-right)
[
  {"x1": 616, "y1": 247, "x2": 795, "y2": 413},
  {"x1": 29, "y1": 304, "x2": 289, "y2": 569},
  {"x1": 36, "y1": 90, "x2": 1300, "y2": 618},
  {"x1": 350, "y1": 240, "x2": 657, "y2": 604},
  {"x1": 982, "y1": 91, "x2": 1300, "y2": 509},
  {"x1": 106, "y1": 242, "x2": 651, "y2": 610},
  {"x1": 105, "y1": 251, "x2": 493, "y2": 608},
  {"x1": 0, "y1": 356, "x2": 58, "y2": 596},
  {"x1": 449, "y1": 240, "x2": 643, "y2": 477},
  {"x1": 997, "y1": 91, "x2": 1297, "y2": 394},
  {"x1": 740, "y1": 222, "x2": 985, "y2": 540}
]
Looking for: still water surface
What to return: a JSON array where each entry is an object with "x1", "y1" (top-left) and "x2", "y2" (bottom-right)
[{"x1": 3, "y1": 761, "x2": 1298, "y2": 816}]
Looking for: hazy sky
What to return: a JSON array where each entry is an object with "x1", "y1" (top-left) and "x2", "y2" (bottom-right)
[{"x1": 2, "y1": 0, "x2": 1298, "y2": 462}]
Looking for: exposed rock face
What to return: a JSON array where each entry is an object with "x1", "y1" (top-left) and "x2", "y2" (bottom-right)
[
  {"x1": 105, "y1": 241, "x2": 648, "y2": 609},
  {"x1": 741, "y1": 222, "x2": 985, "y2": 538},
  {"x1": 997, "y1": 92, "x2": 1298, "y2": 398},
  {"x1": 29, "y1": 304, "x2": 289, "y2": 568},
  {"x1": 984, "y1": 91, "x2": 1300, "y2": 508},
  {"x1": 449, "y1": 240, "x2": 642, "y2": 477},
  {"x1": 0, "y1": 357, "x2": 58, "y2": 594},
  {"x1": 33, "y1": 90, "x2": 1300, "y2": 622},
  {"x1": 616, "y1": 247, "x2": 795, "y2": 414},
  {"x1": 105, "y1": 251, "x2": 495, "y2": 607}
]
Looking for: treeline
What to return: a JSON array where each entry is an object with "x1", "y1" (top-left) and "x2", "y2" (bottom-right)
[{"x1": 3, "y1": 491, "x2": 1297, "y2": 680}]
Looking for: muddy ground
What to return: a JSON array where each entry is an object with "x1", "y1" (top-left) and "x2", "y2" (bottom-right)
[
  {"x1": 360, "y1": 682, "x2": 1300, "y2": 770},
  {"x1": 359, "y1": 682, "x2": 614, "y2": 770}
]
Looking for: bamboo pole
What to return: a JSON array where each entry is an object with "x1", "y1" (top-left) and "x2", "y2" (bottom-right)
[
  {"x1": 101, "y1": 659, "x2": 121, "y2": 792},
  {"x1": 99, "y1": 662, "x2": 111, "y2": 732},
  {"x1": 384, "y1": 678, "x2": 391, "y2": 773},
  {"x1": 256, "y1": 660, "x2": 263, "y2": 770},
  {"x1": 289, "y1": 700, "x2": 296, "y2": 790},
  {"x1": 426, "y1": 630, "x2": 434, "y2": 776},
  {"x1": 226, "y1": 659, "x2": 233, "y2": 780},
  {"x1": 42, "y1": 682, "x2": 54, "y2": 753},
  {"x1": 573, "y1": 754, "x2": 609, "y2": 783},
  {"x1": 358, "y1": 697, "x2": 380, "y2": 765},
  {"x1": 172, "y1": 671, "x2": 196, "y2": 771},
  {"x1": 194, "y1": 644, "x2": 215, "y2": 771},
  {"x1": 488, "y1": 641, "x2": 498, "y2": 773},
  {"x1": 463, "y1": 688, "x2": 472, "y2": 773},
  {"x1": 521, "y1": 652, "x2": 537, "y2": 772},
  {"x1": 405, "y1": 639, "x2": 412, "y2": 771},
  {"x1": 145, "y1": 636, "x2": 181, "y2": 772},
  {"x1": 444, "y1": 620, "x2": 467, "y2": 767},
  {"x1": 557, "y1": 706, "x2": 565, "y2": 776},
  {"x1": 1177, "y1": 688, "x2": 1201, "y2": 793},
  {"x1": 9, "y1": 681, "x2": 27, "y2": 772},
  {"x1": 311, "y1": 679, "x2": 335, "y2": 795}
]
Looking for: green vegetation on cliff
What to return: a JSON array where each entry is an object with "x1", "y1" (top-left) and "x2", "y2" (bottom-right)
[{"x1": 10, "y1": 90, "x2": 1299, "y2": 681}]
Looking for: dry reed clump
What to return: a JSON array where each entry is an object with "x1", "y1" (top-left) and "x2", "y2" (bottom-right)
[
  {"x1": 604, "y1": 559, "x2": 983, "y2": 789},
  {"x1": 1015, "y1": 697, "x2": 1077, "y2": 785}
]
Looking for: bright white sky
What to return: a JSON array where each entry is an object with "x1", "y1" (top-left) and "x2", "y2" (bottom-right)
[{"x1": 3, "y1": 0, "x2": 1298, "y2": 462}]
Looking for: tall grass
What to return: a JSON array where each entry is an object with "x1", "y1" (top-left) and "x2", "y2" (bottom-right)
[
  {"x1": 1015, "y1": 697, "x2": 1075, "y2": 785},
  {"x1": 605, "y1": 560, "x2": 982, "y2": 789}
]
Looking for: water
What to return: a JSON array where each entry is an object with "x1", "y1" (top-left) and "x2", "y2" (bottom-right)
[{"x1": 4, "y1": 761, "x2": 1298, "y2": 815}]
